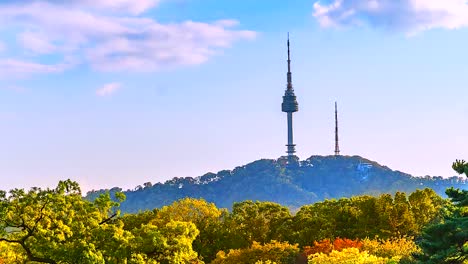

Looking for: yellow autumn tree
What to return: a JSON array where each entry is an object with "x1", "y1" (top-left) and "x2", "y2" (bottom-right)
[
  {"x1": 308, "y1": 248, "x2": 389, "y2": 264},
  {"x1": 212, "y1": 241, "x2": 299, "y2": 264}
]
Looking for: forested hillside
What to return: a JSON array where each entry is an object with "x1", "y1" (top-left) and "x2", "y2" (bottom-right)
[{"x1": 86, "y1": 155, "x2": 467, "y2": 213}]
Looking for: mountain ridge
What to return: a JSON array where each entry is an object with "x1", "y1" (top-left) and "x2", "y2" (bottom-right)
[{"x1": 86, "y1": 155, "x2": 467, "y2": 213}]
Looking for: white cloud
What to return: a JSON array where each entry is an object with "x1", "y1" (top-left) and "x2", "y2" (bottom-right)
[
  {"x1": 18, "y1": 31, "x2": 56, "y2": 54},
  {"x1": 0, "y1": 1, "x2": 255, "y2": 77},
  {"x1": 0, "y1": 59, "x2": 71, "y2": 78},
  {"x1": 96, "y1": 82, "x2": 121, "y2": 96},
  {"x1": 62, "y1": 0, "x2": 159, "y2": 15},
  {"x1": 313, "y1": 0, "x2": 468, "y2": 33},
  {"x1": 86, "y1": 20, "x2": 256, "y2": 71}
]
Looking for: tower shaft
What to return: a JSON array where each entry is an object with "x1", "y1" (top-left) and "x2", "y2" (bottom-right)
[
  {"x1": 335, "y1": 102, "x2": 340, "y2": 156},
  {"x1": 287, "y1": 112, "x2": 295, "y2": 154}
]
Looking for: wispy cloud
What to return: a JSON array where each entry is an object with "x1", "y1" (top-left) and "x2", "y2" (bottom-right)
[
  {"x1": 0, "y1": 59, "x2": 71, "y2": 78},
  {"x1": 0, "y1": 1, "x2": 255, "y2": 77},
  {"x1": 96, "y1": 82, "x2": 121, "y2": 96},
  {"x1": 57, "y1": 0, "x2": 160, "y2": 15},
  {"x1": 18, "y1": 31, "x2": 56, "y2": 54},
  {"x1": 86, "y1": 20, "x2": 256, "y2": 71},
  {"x1": 313, "y1": 0, "x2": 468, "y2": 34}
]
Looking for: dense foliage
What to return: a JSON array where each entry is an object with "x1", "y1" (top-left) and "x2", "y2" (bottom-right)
[
  {"x1": 0, "y1": 181, "x2": 201, "y2": 263},
  {"x1": 0, "y1": 186, "x2": 453, "y2": 263},
  {"x1": 414, "y1": 160, "x2": 468, "y2": 263},
  {"x1": 292, "y1": 189, "x2": 444, "y2": 245},
  {"x1": 86, "y1": 156, "x2": 467, "y2": 213},
  {"x1": 1, "y1": 158, "x2": 466, "y2": 263}
]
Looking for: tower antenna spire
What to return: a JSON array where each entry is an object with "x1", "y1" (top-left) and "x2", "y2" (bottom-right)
[
  {"x1": 282, "y1": 33, "x2": 299, "y2": 163},
  {"x1": 335, "y1": 101, "x2": 340, "y2": 156},
  {"x1": 287, "y1": 33, "x2": 292, "y2": 90}
]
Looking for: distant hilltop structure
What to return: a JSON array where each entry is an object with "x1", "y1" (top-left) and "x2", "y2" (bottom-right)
[
  {"x1": 281, "y1": 34, "x2": 299, "y2": 163},
  {"x1": 335, "y1": 102, "x2": 340, "y2": 156},
  {"x1": 280, "y1": 36, "x2": 341, "y2": 159}
]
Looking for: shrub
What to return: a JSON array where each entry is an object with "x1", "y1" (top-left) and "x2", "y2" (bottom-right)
[
  {"x1": 362, "y1": 237, "x2": 420, "y2": 261},
  {"x1": 308, "y1": 248, "x2": 389, "y2": 264},
  {"x1": 212, "y1": 241, "x2": 299, "y2": 264}
]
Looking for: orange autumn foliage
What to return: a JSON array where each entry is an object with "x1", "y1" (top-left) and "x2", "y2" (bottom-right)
[
  {"x1": 333, "y1": 238, "x2": 363, "y2": 251},
  {"x1": 303, "y1": 239, "x2": 333, "y2": 256},
  {"x1": 303, "y1": 238, "x2": 363, "y2": 257}
]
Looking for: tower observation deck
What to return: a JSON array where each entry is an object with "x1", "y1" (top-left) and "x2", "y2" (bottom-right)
[{"x1": 282, "y1": 35, "x2": 299, "y2": 159}]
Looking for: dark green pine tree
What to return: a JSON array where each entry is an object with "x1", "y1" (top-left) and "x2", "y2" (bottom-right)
[{"x1": 415, "y1": 160, "x2": 468, "y2": 263}]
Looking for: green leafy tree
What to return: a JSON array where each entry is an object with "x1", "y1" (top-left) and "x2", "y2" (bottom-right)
[
  {"x1": 121, "y1": 209, "x2": 158, "y2": 231},
  {"x1": 0, "y1": 180, "x2": 202, "y2": 263},
  {"x1": 408, "y1": 188, "x2": 445, "y2": 233},
  {"x1": 374, "y1": 192, "x2": 419, "y2": 238},
  {"x1": 226, "y1": 201, "x2": 292, "y2": 249},
  {"x1": 453, "y1": 160, "x2": 468, "y2": 177},
  {"x1": 156, "y1": 198, "x2": 226, "y2": 262},
  {"x1": 352, "y1": 196, "x2": 380, "y2": 238},
  {"x1": 120, "y1": 208, "x2": 203, "y2": 263},
  {"x1": 292, "y1": 200, "x2": 339, "y2": 247},
  {"x1": 393, "y1": 192, "x2": 417, "y2": 236},
  {"x1": 0, "y1": 180, "x2": 126, "y2": 263},
  {"x1": 415, "y1": 160, "x2": 468, "y2": 263},
  {"x1": 130, "y1": 220, "x2": 201, "y2": 264},
  {"x1": 292, "y1": 190, "x2": 443, "y2": 246}
]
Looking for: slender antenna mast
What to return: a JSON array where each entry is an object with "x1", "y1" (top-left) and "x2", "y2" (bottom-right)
[
  {"x1": 335, "y1": 102, "x2": 340, "y2": 156},
  {"x1": 287, "y1": 33, "x2": 292, "y2": 90}
]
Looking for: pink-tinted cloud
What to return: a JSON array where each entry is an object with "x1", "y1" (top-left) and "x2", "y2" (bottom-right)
[
  {"x1": 0, "y1": 59, "x2": 71, "y2": 78},
  {"x1": 96, "y1": 82, "x2": 122, "y2": 96},
  {"x1": 0, "y1": 1, "x2": 256, "y2": 77},
  {"x1": 56, "y1": 0, "x2": 159, "y2": 15},
  {"x1": 313, "y1": 0, "x2": 468, "y2": 34},
  {"x1": 86, "y1": 20, "x2": 256, "y2": 71},
  {"x1": 18, "y1": 31, "x2": 56, "y2": 54}
]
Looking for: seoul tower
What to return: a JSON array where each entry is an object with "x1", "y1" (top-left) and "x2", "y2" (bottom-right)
[{"x1": 281, "y1": 34, "x2": 299, "y2": 161}]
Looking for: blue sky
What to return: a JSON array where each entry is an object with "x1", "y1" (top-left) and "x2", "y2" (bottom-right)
[{"x1": 1, "y1": 0, "x2": 467, "y2": 192}]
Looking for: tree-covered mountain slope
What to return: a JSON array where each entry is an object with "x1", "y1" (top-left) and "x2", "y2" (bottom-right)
[{"x1": 86, "y1": 155, "x2": 467, "y2": 213}]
